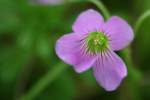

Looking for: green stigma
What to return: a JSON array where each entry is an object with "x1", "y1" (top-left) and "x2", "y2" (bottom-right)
[{"x1": 86, "y1": 32, "x2": 109, "y2": 54}]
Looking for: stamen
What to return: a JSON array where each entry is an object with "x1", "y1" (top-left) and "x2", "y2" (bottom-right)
[{"x1": 85, "y1": 32, "x2": 109, "y2": 54}]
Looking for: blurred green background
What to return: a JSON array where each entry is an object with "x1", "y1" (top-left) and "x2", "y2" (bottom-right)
[{"x1": 0, "y1": 0, "x2": 150, "y2": 100}]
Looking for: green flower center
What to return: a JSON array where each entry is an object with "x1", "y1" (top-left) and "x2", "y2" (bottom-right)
[{"x1": 86, "y1": 32, "x2": 109, "y2": 54}]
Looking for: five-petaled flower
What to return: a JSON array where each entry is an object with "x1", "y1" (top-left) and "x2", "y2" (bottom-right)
[{"x1": 55, "y1": 9, "x2": 134, "y2": 91}]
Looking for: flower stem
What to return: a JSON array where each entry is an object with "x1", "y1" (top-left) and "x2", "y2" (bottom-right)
[
  {"x1": 69, "y1": 0, "x2": 110, "y2": 19},
  {"x1": 89, "y1": 0, "x2": 110, "y2": 20},
  {"x1": 20, "y1": 62, "x2": 68, "y2": 100},
  {"x1": 134, "y1": 10, "x2": 150, "y2": 34}
]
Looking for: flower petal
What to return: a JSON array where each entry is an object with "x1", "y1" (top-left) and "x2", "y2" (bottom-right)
[
  {"x1": 103, "y1": 16, "x2": 134, "y2": 51},
  {"x1": 93, "y1": 50, "x2": 127, "y2": 91},
  {"x1": 56, "y1": 33, "x2": 96, "y2": 73},
  {"x1": 73, "y1": 9, "x2": 104, "y2": 35}
]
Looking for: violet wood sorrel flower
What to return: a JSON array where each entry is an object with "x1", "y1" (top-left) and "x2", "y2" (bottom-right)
[{"x1": 55, "y1": 9, "x2": 134, "y2": 91}]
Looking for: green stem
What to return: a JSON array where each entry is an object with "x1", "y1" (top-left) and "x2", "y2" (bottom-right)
[
  {"x1": 69, "y1": 0, "x2": 110, "y2": 19},
  {"x1": 134, "y1": 10, "x2": 150, "y2": 34},
  {"x1": 20, "y1": 62, "x2": 68, "y2": 100},
  {"x1": 89, "y1": 0, "x2": 110, "y2": 19}
]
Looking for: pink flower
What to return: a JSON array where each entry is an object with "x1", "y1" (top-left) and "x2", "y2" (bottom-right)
[
  {"x1": 31, "y1": 0, "x2": 64, "y2": 5},
  {"x1": 55, "y1": 9, "x2": 134, "y2": 91}
]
